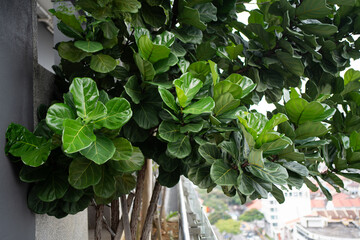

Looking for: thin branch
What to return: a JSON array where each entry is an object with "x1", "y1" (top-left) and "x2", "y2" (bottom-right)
[
  {"x1": 121, "y1": 195, "x2": 132, "y2": 240},
  {"x1": 103, "y1": 216, "x2": 116, "y2": 237},
  {"x1": 114, "y1": 193, "x2": 135, "y2": 240},
  {"x1": 95, "y1": 204, "x2": 104, "y2": 240},
  {"x1": 111, "y1": 199, "x2": 119, "y2": 240},
  {"x1": 130, "y1": 165, "x2": 147, "y2": 240},
  {"x1": 140, "y1": 181, "x2": 163, "y2": 240}
]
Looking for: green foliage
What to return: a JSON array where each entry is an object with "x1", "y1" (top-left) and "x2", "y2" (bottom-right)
[
  {"x1": 215, "y1": 219, "x2": 241, "y2": 235},
  {"x1": 239, "y1": 209, "x2": 264, "y2": 222},
  {"x1": 5, "y1": 0, "x2": 360, "y2": 218},
  {"x1": 208, "y1": 211, "x2": 231, "y2": 225}
]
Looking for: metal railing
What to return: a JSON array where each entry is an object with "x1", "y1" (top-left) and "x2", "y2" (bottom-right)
[{"x1": 179, "y1": 177, "x2": 218, "y2": 240}]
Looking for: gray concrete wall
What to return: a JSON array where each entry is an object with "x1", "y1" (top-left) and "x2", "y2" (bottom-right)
[
  {"x1": 37, "y1": 22, "x2": 55, "y2": 72},
  {"x1": 0, "y1": 1, "x2": 36, "y2": 239}
]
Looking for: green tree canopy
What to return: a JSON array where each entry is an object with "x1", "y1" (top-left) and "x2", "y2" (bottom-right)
[{"x1": 239, "y1": 209, "x2": 264, "y2": 222}]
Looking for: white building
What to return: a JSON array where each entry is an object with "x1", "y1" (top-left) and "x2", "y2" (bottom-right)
[{"x1": 262, "y1": 186, "x2": 312, "y2": 240}]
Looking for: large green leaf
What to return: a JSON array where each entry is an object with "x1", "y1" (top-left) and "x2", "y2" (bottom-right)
[
  {"x1": 158, "y1": 87, "x2": 179, "y2": 112},
  {"x1": 133, "y1": 103, "x2": 159, "y2": 129},
  {"x1": 327, "y1": 0, "x2": 355, "y2": 5},
  {"x1": 34, "y1": 173, "x2": 69, "y2": 202},
  {"x1": 296, "y1": 0, "x2": 331, "y2": 19},
  {"x1": 225, "y1": 74, "x2": 256, "y2": 98},
  {"x1": 134, "y1": 53, "x2": 156, "y2": 81},
  {"x1": 7, "y1": 124, "x2": 51, "y2": 167},
  {"x1": 158, "y1": 121, "x2": 183, "y2": 142},
  {"x1": 124, "y1": 76, "x2": 142, "y2": 104},
  {"x1": 199, "y1": 143, "x2": 221, "y2": 164},
  {"x1": 158, "y1": 167, "x2": 181, "y2": 188},
  {"x1": 19, "y1": 165, "x2": 48, "y2": 183},
  {"x1": 138, "y1": 35, "x2": 171, "y2": 63},
  {"x1": 108, "y1": 147, "x2": 144, "y2": 173},
  {"x1": 27, "y1": 188, "x2": 57, "y2": 214},
  {"x1": 214, "y1": 93, "x2": 240, "y2": 116},
  {"x1": 115, "y1": 174, "x2": 137, "y2": 195},
  {"x1": 344, "y1": 68, "x2": 360, "y2": 86},
  {"x1": 276, "y1": 51, "x2": 304, "y2": 77},
  {"x1": 210, "y1": 160, "x2": 238, "y2": 186},
  {"x1": 248, "y1": 149, "x2": 264, "y2": 168},
  {"x1": 93, "y1": 168, "x2": 116, "y2": 198},
  {"x1": 46, "y1": 103, "x2": 76, "y2": 134},
  {"x1": 50, "y1": 10, "x2": 83, "y2": 33},
  {"x1": 187, "y1": 61, "x2": 210, "y2": 82},
  {"x1": 195, "y1": 2, "x2": 217, "y2": 23},
  {"x1": 90, "y1": 54, "x2": 117, "y2": 73},
  {"x1": 112, "y1": 137, "x2": 133, "y2": 161},
  {"x1": 261, "y1": 137, "x2": 292, "y2": 155},
  {"x1": 299, "y1": 23, "x2": 338, "y2": 36},
  {"x1": 180, "y1": 121, "x2": 204, "y2": 133},
  {"x1": 282, "y1": 161, "x2": 309, "y2": 177},
  {"x1": 167, "y1": 135, "x2": 191, "y2": 159},
  {"x1": 183, "y1": 97, "x2": 215, "y2": 114},
  {"x1": 172, "y1": 26, "x2": 203, "y2": 44},
  {"x1": 74, "y1": 41, "x2": 103, "y2": 53},
  {"x1": 80, "y1": 134, "x2": 116, "y2": 164},
  {"x1": 271, "y1": 184, "x2": 285, "y2": 204},
  {"x1": 114, "y1": 0, "x2": 141, "y2": 13},
  {"x1": 248, "y1": 162, "x2": 288, "y2": 185},
  {"x1": 69, "y1": 77, "x2": 99, "y2": 120},
  {"x1": 214, "y1": 81, "x2": 242, "y2": 100},
  {"x1": 87, "y1": 102, "x2": 107, "y2": 121},
  {"x1": 350, "y1": 131, "x2": 360, "y2": 152},
  {"x1": 178, "y1": 6, "x2": 206, "y2": 30},
  {"x1": 58, "y1": 42, "x2": 90, "y2": 63},
  {"x1": 100, "y1": 20, "x2": 119, "y2": 39},
  {"x1": 95, "y1": 98, "x2": 132, "y2": 129},
  {"x1": 61, "y1": 195, "x2": 91, "y2": 214},
  {"x1": 173, "y1": 73, "x2": 203, "y2": 108},
  {"x1": 237, "y1": 173, "x2": 255, "y2": 195},
  {"x1": 62, "y1": 119, "x2": 96, "y2": 153},
  {"x1": 68, "y1": 158, "x2": 102, "y2": 189},
  {"x1": 295, "y1": 122, "x2": 328, "y2": 139},
  {"x1": 141, "y1": 3, "x2": 166, "y2": 28},
  {"x1": 237, "y1": 111, "x2": 267, "y2": 138}
]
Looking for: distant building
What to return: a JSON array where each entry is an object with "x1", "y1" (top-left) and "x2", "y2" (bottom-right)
[
  {"x1": 262, "y1": 186, "x2": 312, "y2": 240},
  {"x1": 294, "y1": 216, "x2": 360, "y2": 240}
]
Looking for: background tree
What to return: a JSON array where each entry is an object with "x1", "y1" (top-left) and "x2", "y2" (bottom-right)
[
  {"x1": 4, "y1": 0, "x2": 360, "y2": 239},
  {"x1": 239, "y1": 209, "x2": 264, "y2": 222},
  {"x1": 215, "y1": 219, "x2": 242, "y2": 236}
]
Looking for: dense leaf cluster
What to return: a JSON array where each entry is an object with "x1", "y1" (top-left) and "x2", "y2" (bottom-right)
[{"x1": 5, "y1": 0, "x2": 360, "y2": 217}]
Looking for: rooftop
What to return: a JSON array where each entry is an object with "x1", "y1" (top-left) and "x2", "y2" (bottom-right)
[{"x1": 298, "y1": 221, "x2": 360, "y2": 239}]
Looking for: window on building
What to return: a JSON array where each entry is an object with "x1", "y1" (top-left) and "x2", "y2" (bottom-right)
[
  {"x1": 270, "y1": 200, "x2": 274, "y2": 204},
  {"x1": 299, "y1": 192, "x2": 303, "y2": 197},
  {"x1": 271, "y1": 215, "x2": 277, "y2": 220},
  {"x1": 270, "y1": 208, "x2": 277, "y2": 212},
  {"x1": 273, "y1": 223, "x2": 278, "y2": 227},
  {"x1": 294, "y1": 192, "x2": 298, "y2": 197},
  {"x1": 289, "y1": 192, "x2": 292, "y2": 197}
]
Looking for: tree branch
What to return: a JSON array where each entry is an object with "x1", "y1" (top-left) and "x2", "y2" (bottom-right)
[
  {"x1": 140, "y1": 181, "x2": 163, "y2": 240},
  {"x1": 121, "y1": 195, "x2": 132, "y2": 240},
  {"x1": 114, "y1": 193, "x2": 135, "y2": 240}
]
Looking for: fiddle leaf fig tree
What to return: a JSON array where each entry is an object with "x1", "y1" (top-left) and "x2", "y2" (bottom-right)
[{"x1": 4, "y1": 0, "x2": 360, "y2": 239}]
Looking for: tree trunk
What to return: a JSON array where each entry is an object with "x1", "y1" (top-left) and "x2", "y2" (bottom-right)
[
  {"x1": 121, "y1": 195, "x2": 132, "y2": 240},
  {"x1": 111, "y1": 199, "x2": 120, "y2": 240},
  {"x1": 140, "y1": 181, "x2": 162, "y2": 240},
  {"x1": 130, "y1": 165, "x2": 147, "y2": 240},
  {"x1": 95, "y1": 204, "x2": 104, "y2": 240},
  {"x1": 115, "y1": 193, "x2": 135, "y2": 240},
  {"x1": 140, "y1": 159, "x2": 153, "y2": 239}
]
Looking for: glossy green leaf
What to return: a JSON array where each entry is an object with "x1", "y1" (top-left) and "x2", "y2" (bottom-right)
[
  {"x1": 95, "y1": 98, "x2": 132, "y2": 129},
  {"x1": 237, "y1": 173, "x2": 255, "y2": 195},
  {"x1": 299, "y1": 23, "x2": 338, "y2": 36},
  {"x1": 282, "y1": 161, "x2": 309, "y2": 177},
  {"x1": 114, "y1": 0, "x2": 141, "y2": 13},
  {"x1": 108, "y1": 147, "x2": 144, "y2": 173},
  {"x1": 158, "y1": 87, "x2": 178, "y2": 112},
  {"x1": 158, "y1": 167, "x2": 181, "y2": 188},
  {"x1": 248, "y1": 162, "x2": 288, "y2": 185},
  {"x1": 183, "y1": 97, "x2": 215, "y2": 114},
  {"x1": 195, "y1": 2, "x2": 217, "y2": 23},
  {"x1": 226, "y1": 45, "x2": 243, "y2": 60},
  {"x1": 87, "y1": 102, "x2": 107, "y2": 121},
  {"x1": 69, "y1": 77, "x2": 99, "y2": 119},
  {"x1": 214, "y1": 93, "x2": 240, "y2": 116},
  {"x1": 179, "y1": 6, "x2": 206, "y2": 30},
  {"x1": 134, "y1": 53, "x2": 156, "y2": 81},
  {"x1": 153, "y1": 31, "x2": 176, "y2": 47},
  {"x1": 327, "y1": 0, "x2": 355, "y2": 5},
  {"x1": 350, "y1": 131, "x2": 360, "y2": 152},
  {"x1": 199, "y1": 143, "x2": 221, "y2": 164},
  {"x1": 58, "y1": 42, "x2": 90, "y2": 63},
  {"x1": 271, "y1": 184, "x2": 285, "y2": 204},
  {"x1": 276, "y1": 51, "x2": 304, "y2": 77},
  {"x1": 210, "y1": 160, "x2": 238, "y2": 186},
  {"x1": 7, "y1": 124, "x2": 51, "y2": 167},
  {"x1": 174, "y1": 73, "x2": 203, "y2": 108},
  {"x1": 295, "y1": 122, "x2": 328, "y2": 139},
  {"x1": 158, "y1": 121, "x2": 183, "y2": 142},
  {"x1": 344, "y1": 68, "x2": 360, "y2": 86},
  {"x1": 27, "y1": 188, "x2": 57, "y2": 214},
  {"x1": 115, "y1": 174, "x2": 137, "y2": 195},
  {"x1": 100, "y1": 20, "x2": 119, "y2": 39},
  {"x1": 112, "y1": 137, "x2": 133, "y2": 161},
  {"x1": 208, "y1": 60, "x2": 219, "y2": 86},
  {"x1": 93, "y1": 168, "x2": 116, "y2": 198},
  {"x1": 90, "y1": 54, "x2": 117, "y2": 73},
  {"x1": 248, "y1": 149, "x2": 264, "y2": 168},
  {"x1": 62, "y1": 119, "x2": 96, "y2": 153},
  {"x1": 225, "y1": 74, "x2": 256, "y2": 98},
  {"x1": 141, "y1": 3, "x2": 166, "y2": 27},
  {"x1": 74, "y1": 41, "x2": 103, "y2": 53},
  {"x1": 57, "y1": 21, "x2": 83, "y2": 40},
  {"x1": 133, "y1": 103, "x2": 159, "y2": 129},
  {"x1": 50, "y1": 10, "x2": 83, "y2": 33},
  {"x1": 46, "y1": 103, "x2": 76, "y2": 134},
  {"x1": 237, "y1": 111, "x2": 267, "y2": 138},
  {"x1": 303, "y1": 177, "x2": 319, "y2": 192},
  {"x1": 261, "y1": 137, "x2": 292, "y2": 155},
  {"x1": 68, "y1": 158, "x2": 102, "y2": 189},
  {"x1": 296, "y1": 0, "x2": 332, "y2": 19},
  {"x1": 180, "y1": 121, "x2": 204, "y2": 133},
  {"x1": 61, "y1": 195, "x2": 91, "y2": 214},
  {"x1": 19, "y1": 165, "x2": 48, "y2": 183},
  {"x1": 124, "y1": 76, "x2": 142, "y2": 104},
  {"x1": 138, "y1": 35, "x2": 171, "y2": 63},
  {"x1": 214, "y1": 81, "x2": 243, "y2": 101},
  {"x1": 34, "y1": 173, "x2": 69, "y2": 202},
  {"x1": 187, "y1": 61, "x2": 210, "y2": 82},
  {"x1": 167, "y1": 135, "x2": 191, "y2": 159},
  {"x1": 172, "y1": 26, "x2": 203, "y2": 44},
  {"x1": 80, "y1": 134, "x2": 115, "y2": 164},
  {"x1": 315, "y1": 177, "x2": 332, "y2": 200}
]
